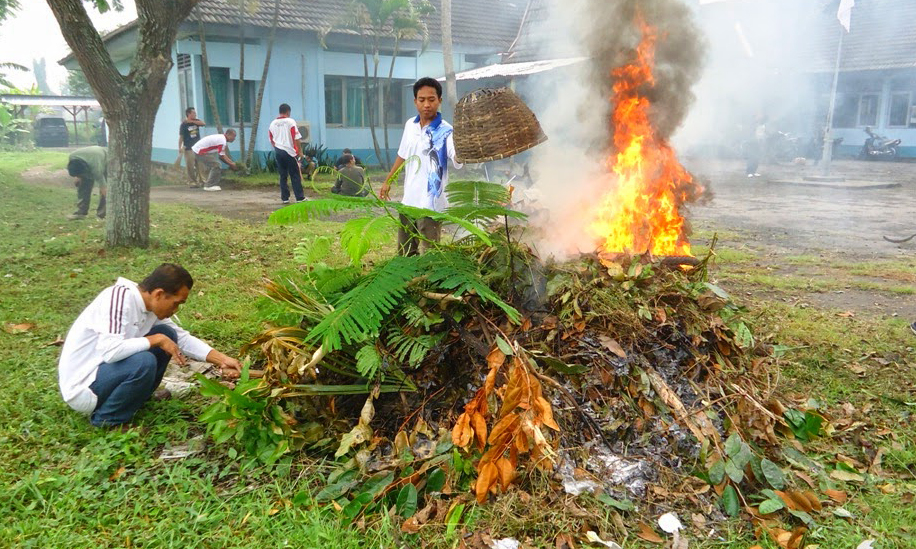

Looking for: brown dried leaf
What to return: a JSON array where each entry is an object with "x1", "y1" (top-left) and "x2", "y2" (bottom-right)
[
  {"x1": 488, "y1": 412, "x2": 519, "y2": 445},
  {"x1": 825, "y1": 489, "x2": 848, "y2": 504},
  {"x1": 794, "y1": 471, "x2": 816, "y2": 488},
  {"x1": 109, "y1": 466, "x2": 126, "y2": 481},
  {"x1": 475, "y1": 462, "x2": 499, "y2": 504},
  {"x1": 495, "y1": 457, "x2": 515, "y2": 490},
  {"x1": 636, "y1": 522, "x2": 664, "y2": 544},
  {"x1": 3, "y1": 322, "x2": 36, "y2": 334},
  {"x1": 535, "y1": 396, "x2": 560, "y2": 431},
  {"x1": 598, "y1": 335, "x2": 627, "y2": 358},
  {"x1": 452, "y1": 413, "x2": 472, "y2": 448},
  {"x1": 471, "y1": 412, "x2": 488, "y2": 450}
]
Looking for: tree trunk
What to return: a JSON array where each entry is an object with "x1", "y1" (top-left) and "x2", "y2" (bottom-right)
[
  {"x1": 46, "y1": 0, "x2": 197, "y2": 248},
  {"x1": 382, "y1": 37, "x2": 402, "y2": 168},
  {"x1": 441, "y1": 0, "x2": 458, "y2": 115},
  {"x1": 247, "y1": 0, "x2": 281, "y2": 169},
  {"x1": 362, "y1": 35, "x2": 385, "y2": 169},
  {"x1": 236, "y1": 0, "x2": 246, "y2": 167},
  {"x1": 199, "y1": 21, "x2": 223, "y2": 132}
]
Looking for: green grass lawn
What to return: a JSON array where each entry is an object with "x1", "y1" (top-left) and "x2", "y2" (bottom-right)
[{"x1": 1, "y1": 151, "x2": 914, "y2": 547}]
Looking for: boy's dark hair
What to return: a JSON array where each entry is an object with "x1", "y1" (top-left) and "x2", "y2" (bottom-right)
[
  {"x1": 279, "y1": 103, "x2": 291, "y2": 114},
  {"x1": 413, "y1": 77, "x2": 442, "y2": 98},
  {"x1": 225, "y1": 128, "x2": 236, "y2": 135},
  {"x1": 185, "y1": 107, "x2": 195, "y2": 116},
  {"x1": 139, "y1": 263, "x2": 194, "y2": 295},
  {"x1": 341, "y1": 154, "x2": 354, "y2": 165},
  {"x1": 67, "y1": 158, "x2": 90, "y2": 178},
  {"x1": 342, "y1": 148, "x2": 352, "y2": 154}
]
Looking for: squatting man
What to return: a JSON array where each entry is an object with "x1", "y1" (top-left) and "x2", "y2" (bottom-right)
[{"x1": 58, "y1": 263, "x2": 242, "y2": 427}]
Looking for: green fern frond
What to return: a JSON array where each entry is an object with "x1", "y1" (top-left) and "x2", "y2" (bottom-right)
[
  {"x1": 418, "y1": 251, "x2": 521, "y2": 323},
  {"x1": 443, "y1": 204, "x2": 528, "y2": 225},
  {"x1": 386, "y1": 329, "x2": 443, "y2": 368},
  {"x1": 308, "y1": 255, "x2": 423, "y2": 352},
  {"x1": 400, "y1": 301, "x2": 444, "y2": 330},
  {"x1": 293, "y1": 236, "x2": 333, "y2": 266},
  {"x1": 340, "y1": 215, "x2": 398, "y2": 265},
  {"x1": 314, "y1": 266, "x2": 362, "y2": 297},
  {"x1": 268, "y1": 196, "x2": 379, "y2": 225},
  {"x1": 355, "y1": 345, "x2": 383, "y2": 378},
  {"x1": 395, "y1": 204, "x2": 492, "y2": 245},
  {"x1": 446, "y1": 180, "x2": 511, "y2": 207}
]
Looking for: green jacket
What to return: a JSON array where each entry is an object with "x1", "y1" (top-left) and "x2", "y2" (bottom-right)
[
  {"x1": 69, "y1": 146, "x2": 108, "y2": 188},
  {"x1": 331, "y1": 166, "x2": 369, "y2": 197}
]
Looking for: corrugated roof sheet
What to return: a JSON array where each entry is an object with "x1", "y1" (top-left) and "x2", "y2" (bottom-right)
[
  {"x1": 799, "y1": 0, "x2": 916, "y2": 72},
  {"x1": 188, "y1": 0, "x2": 525, "y2": 49}
]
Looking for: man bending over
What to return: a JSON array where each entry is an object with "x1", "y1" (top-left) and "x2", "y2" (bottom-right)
[{"x1": 58, "y1": 263, "x2": 242, "y2": 427}]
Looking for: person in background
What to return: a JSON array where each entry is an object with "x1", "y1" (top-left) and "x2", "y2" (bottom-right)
[
  {"x1": 331, "y1": 154, "x2": 369, "y2": 197},
  {"x1": 58, "y1": 263, "x2": 242, "y2": 428},
  {"x1": 66, "y1": 145, "x2": 108, "y2": 220},
  {"x1": 268, "y1": 103, "x2": 305, "y2": 204},
  {"x1": 179, "y1": 107, "x2": 205, "y2": 188},
  {"x1": 746, "y1": 114, "x2": 766, "y2": 178},
  {"x1": 380, "y1": 77, "x2": 462, "y2": 256},
  {"x1": 192, "y1": 129, "x2": 238, "y2": 191},
  {"x1": 335, "y1": 148, "x2": 363, "y2": 170},
  {"x1": 300, "y1": 152, "x2": 317, "y2": 181}
]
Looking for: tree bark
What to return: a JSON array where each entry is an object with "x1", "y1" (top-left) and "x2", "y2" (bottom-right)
[
  {"x1": 236, "y1": 0, "x2": 246, "y2": 167},
  {"x1": 199, "y1": 21, "x2": 223, "y2": 132},
  {"x1": 362, "y1": 35, "x2": 385, "y2": 169},
  {"x1": 441, "y1": 0, "x2": 458, "y2": 115},
  {"x1": 247, "y1": 0, "x2": 281, "y2": 169},
  {"x1": 46, "y1": 0, "x2": 197, "y2": 248},
  {"x1": 382, "y1": 37, "x2": 402, "y2": 168}
]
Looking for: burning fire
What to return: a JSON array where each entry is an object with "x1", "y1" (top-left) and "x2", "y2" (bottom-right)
[{"x1": 589, "y1": 21, "x2": 699, "y2": 257}]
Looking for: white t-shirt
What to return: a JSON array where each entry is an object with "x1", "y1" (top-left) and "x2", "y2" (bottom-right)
[
  {"x1": 192, "y1": 133, "x2": 228, "y2": 156},
  {"x1": 268, "y1": 116, "x2": 302, "y2": 157},
  {"x1": 396, "y1": 114, "x2": 462, "y2": 212},
  {"x1": 58, "y1": 277, "x2": 213, "y2": 414}
]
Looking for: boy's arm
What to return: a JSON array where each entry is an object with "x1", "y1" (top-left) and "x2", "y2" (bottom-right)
[{"x1": 380, "y1": 156, "x2": 405, "y2": 200}]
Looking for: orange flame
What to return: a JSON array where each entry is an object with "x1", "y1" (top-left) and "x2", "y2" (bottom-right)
[{"x1": 589, "y1": 22, "x2": 698, "y2": 257}]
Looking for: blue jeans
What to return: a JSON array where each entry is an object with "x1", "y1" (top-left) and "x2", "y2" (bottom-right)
[
  {"x1": 88, "y1": 324, "x2": 176, "y2": 426},
  {"x1": 275, "y1": 148, "x2": 304, "y2": 201}
]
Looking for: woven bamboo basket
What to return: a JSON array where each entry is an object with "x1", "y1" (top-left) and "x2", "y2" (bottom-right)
[{"x1": 453, "y1": 87, "x2": 547, "y2": 164}]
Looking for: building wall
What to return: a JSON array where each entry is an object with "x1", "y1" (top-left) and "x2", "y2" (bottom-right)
[{"x1": 152, "y1": 27, "x2": 478, "y2": 166}]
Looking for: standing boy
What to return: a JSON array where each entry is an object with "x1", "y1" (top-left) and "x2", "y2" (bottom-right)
[
  {"x1": 268, "y1": 103, "x2": 305, "y2": 204},
  {"x1": 380, "y1": 77, "x2": 462, "y2": 256},
  {"x1": 179, "y1": 107, "x2": 205, "y2": 187},
  {"x1": 192, "y1": 129, "x2": 238, "y2": 191}
]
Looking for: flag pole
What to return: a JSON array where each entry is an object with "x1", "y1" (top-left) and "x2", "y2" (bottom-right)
[{"x1": 821, "y1": 28, "x2": 845, "y2": 176}]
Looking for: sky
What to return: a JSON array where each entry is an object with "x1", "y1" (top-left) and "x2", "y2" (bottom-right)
[{"x1": 0, "y1": 0, "x2": 137, "y2": 93}]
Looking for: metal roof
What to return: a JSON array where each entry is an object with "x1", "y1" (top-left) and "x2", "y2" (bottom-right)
[
  {"x1": 0, "y1": 94, "x2": 99, "y2": 107},
  {"x1": 795, "y1": 0, "x2": 916, "y2": 73},
  {"x1": 442, "y1": 57, "x2": 586, "y2": 81},
  {"x1": 188, "y1": 0, "x2": 526, "y2": 49}
]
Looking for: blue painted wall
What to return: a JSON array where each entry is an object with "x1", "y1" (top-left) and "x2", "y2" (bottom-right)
[{"x1": 151, "y1": 25, "x2": 478, "y2": 167}]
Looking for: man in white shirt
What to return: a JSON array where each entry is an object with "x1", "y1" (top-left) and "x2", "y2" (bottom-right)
[
  {"x1": 380, "y1": 77, "x2": 462, "y2": 256},
  {"x1": 58, "y1": 263, "x2": 242, "y2": 427},
  {"x1": 192, "y1": 128, "x2": 238, "y2": 191},
  {"x1": 268, "y1": 103, "x2": 304, "y2": 204}
]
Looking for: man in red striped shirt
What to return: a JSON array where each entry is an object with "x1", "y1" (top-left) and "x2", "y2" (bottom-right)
[
  {"x1": 268, "y1": 103, "x2": 305, "y2": 204},
  {"x1": 192, "y1": 128, "x2": 239, "y2": 191}
]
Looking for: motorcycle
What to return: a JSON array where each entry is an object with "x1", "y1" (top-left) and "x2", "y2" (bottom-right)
[{"x1": 860, "y1": 127, "x2": 901, "y2": 160}]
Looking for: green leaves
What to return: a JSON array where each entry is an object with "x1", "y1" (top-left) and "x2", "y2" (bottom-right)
[
  {"x1": 758, "y1": 497, "x2": 785, "y2": 514},
  {"x1": 721, "y1": 485, "x2": 740, "y2": 517},
  {"x1": 340, "y1": 216, "x2": 397, "y2": 265},
  {"x1": 783, "y1": 409, "x2": 823, "y2": 441},
  {"x1": 396, "y1": 483, "x2": 418, "y2": 517},
  {"x1": 760, "y1": 458, "x2": 787, "y2": 489},
  {"x1": 355, "y1": 345, "x2": 382, "y2": 377}
]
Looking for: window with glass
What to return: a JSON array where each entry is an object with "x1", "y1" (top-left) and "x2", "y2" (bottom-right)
[
  {"x1": 231, "y1": 79, "x2": 256, "y2": 124},
  {"x1": 888, "y1": 92, "x2": 911, "y2": 127},
  {"x1": 857, "y1": 94, "x2": 879, "y2": 127},
  {"x1": 177, "y1": 53, "x2": 194, "y2": 115},
  {"x1": 324, "y1": 76, "x2": 407, "y2": 127},
  {"x1": 204, "y1": 67, "x2": 231, "y2": 124},
  {"x1": 832, "y1": 94, "x2": 859, "y2": 128}
]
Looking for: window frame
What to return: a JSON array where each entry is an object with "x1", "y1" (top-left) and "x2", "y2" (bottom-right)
[
  {"x1": 324, "y1": 75, "x2": 406, "y2": 128},
  {"x1": 887, "y1": 91, "x2": 911, "y2": 128},
  {"x1": 857, "y1": 93, "x2": 880, "y2": 127}
]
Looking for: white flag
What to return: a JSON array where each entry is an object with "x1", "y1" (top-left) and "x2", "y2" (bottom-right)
[{"x1": 838, "y1": 0, "x2": 855, "y2": 32}]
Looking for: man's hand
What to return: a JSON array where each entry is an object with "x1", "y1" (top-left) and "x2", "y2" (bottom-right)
[
  {"x1": 380, "y1": 182, "x2": 391, "y2": 200},
  {"x1": 218, "y1": 357, "x2": 242, "y2": 380},
  {"x1": 147, "y1": 333, "x2": 187, "y2": 365}
]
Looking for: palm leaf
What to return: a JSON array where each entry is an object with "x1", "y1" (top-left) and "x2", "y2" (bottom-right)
[
  {"x1": 446, "y1": 180, "x2": 512, "y2": 207},
  {"x1": 443, "y1": 204, "x2": 527, "y2": 225},
  {"x1": 293, "y1": 236, "x2": 333, "y2": 265},
  {"x1": 418, "y1": 251, "x2": 521, "y2": 322},
  {"x1": 269, "y1": 196, "x2": 379, "y2": 225},
  {"x1": 340, "y1": 215, "x2": 398, "y2": 265},
  {"x1": 308, "y1": 255, "x2": 422, "y2": 352}
]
